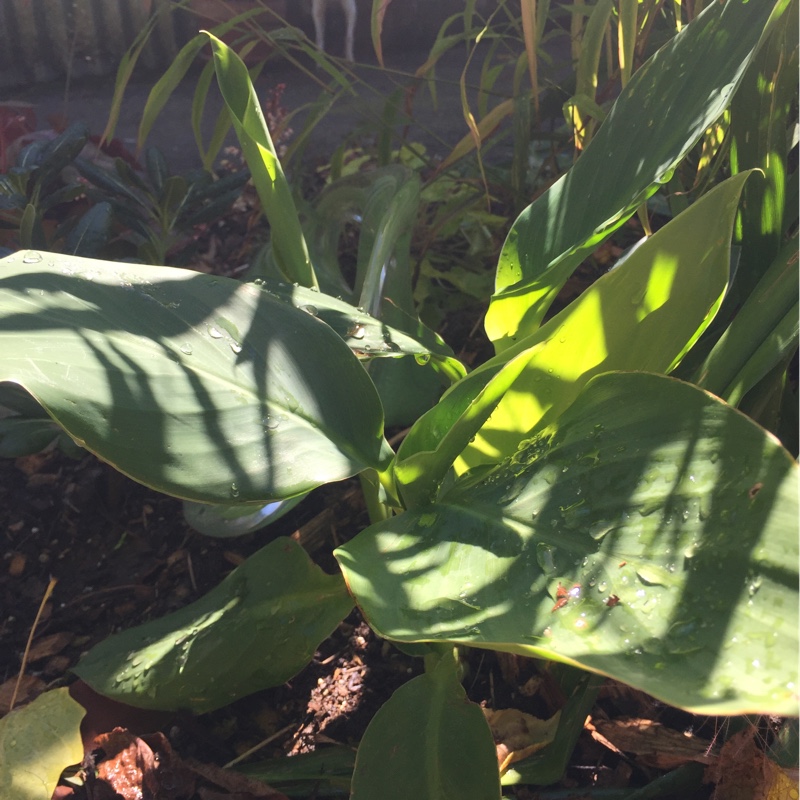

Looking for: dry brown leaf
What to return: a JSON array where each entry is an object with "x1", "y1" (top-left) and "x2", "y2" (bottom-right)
[
  {"x1": 0, "y1": 673, "x2": 46, "y2": 714},
  {"x1": 14, "y1": 451, "x2": 54, "y2": 476},
  {"x1": 95, "y1": 728, "x2": 159, "y2": 800},
  {"x1": 483, "y1": 707, "x2": 561, "y2": 771},
  {"x1": 593, "y1": 717, "x2": 717, "y2": 770},
  {"x1": 27, "y1": 631, "x2": 73, "y2": 662},
  {"x1": 704, "y1": 728, "x2": 799, "y2": 800},
  {"x1": 94, "y1": 728, "x2": 195, "y2": 800}
]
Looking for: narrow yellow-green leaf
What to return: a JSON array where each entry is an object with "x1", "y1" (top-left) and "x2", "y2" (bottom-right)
[
  {"x1": 205, "y1": 33, "x2": 317, "y2": 288},
  {"x1": 459, "y1": 172, "x2": 750, "y2": 472},
  {"x1": 487, "y1": 0, "x2": 788, "y2": 350}
]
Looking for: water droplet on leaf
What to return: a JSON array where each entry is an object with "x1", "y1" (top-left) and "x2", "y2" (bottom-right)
[{"x1": 347, "y1": 323, "x2": 366, "y2": 339}]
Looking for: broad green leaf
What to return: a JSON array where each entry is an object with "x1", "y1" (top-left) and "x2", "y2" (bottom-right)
[
  {"x1": 33, "y1": 124, "x2": 88, "y2": 193},
  {"x1": 417, "y1": 172, "x2": 749, "y2": 475},
  {"x1": 0, "y1": 252, "x2": 390, "y2": 504},
  {"x1": 337, "y1": 372, "x2": 799, "y2": 715},
  {"x1": 694, "y1": 237, "x2": 799, "y2": 405},
  {"x1": 75, "y1": 537, "x2": 353, "y2": 712},
  {"x1": 65, "y1": 201, "x2": 112, "y2": 258},
  {"x1": 259, "y1": 278, "x2": 453, "y2": 361},
  {"x1": 0, "y1": 417, "x2": 62, "y2": 458},
  {"x1": 206, "y1": 34, "x2": 316, "y2": 288},
  {"x1": 351, "y1": 656, "x2": 500, "y2": 800},
  {"x1": 0, "y1": 688, "x2": 85, "y2": 800},
  {"x1": 486, "y1": 0, "x2": 789, "y2": 350},
  {"x1": 356, "y1": 172, "x2": 419, "y2": 316}
]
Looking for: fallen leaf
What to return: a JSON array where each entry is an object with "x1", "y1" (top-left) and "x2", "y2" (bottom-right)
[
  {"x1": 27, "y1": 631, "x2": 73, "y2": 662},
  {"x1": 0, "y1": 674, "x2": 46, "y2": 715},
  {"x1": 0, "y1": 687, "x2": 85, "y2": 800},
  {"x1": 483, "y1": 707, "x2": 561, "y2": 771},
  {"x1": 69, "y1": 679, "x2": 173, "y2": 751},
  {"x1": 593, "y1": 717, "x2": 717, "y2": 770},
  {"x1": 704, "y1": 728, "x2": 798, "y2": 800},
  {"x1": 93, "y1": 728, "x2": 195, "y2": 800}
]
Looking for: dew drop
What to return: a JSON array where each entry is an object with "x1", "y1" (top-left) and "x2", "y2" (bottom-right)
[
  {"x1": 230, "y1": 341, "x2": 242, "y2": 354},
  {"x1": 347, "y1": 323, "x2": 366, "y2": 339},
  {"x1": 207, "y1": 325, "x2": 223, "y2": 339},
  {"x1": 179, "y1": 343, "x2": 193, "y2": 355},
  {"x1": 300, "y1": 304, "x2": 318, "y2": 316},
  {"x1": 22, "y1": 250, "x2": 42, "y2": 263},
  {"x1": 230, "y1": 483, "x2": 240, "y2": 498},
  {"x1": 747, "y1": 575, "x2": 762, "y2": 596},
  {"x1": 264, "y1": 415, "x2": 280, "y2": 431}
]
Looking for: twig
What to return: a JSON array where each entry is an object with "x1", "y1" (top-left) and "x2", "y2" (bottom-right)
[
  {"x1": 223, "y1": 722, "x2": 296, "y2": 769},
  {"x1": 10, "y1": 576, "x2": 57, "y2": 712}
]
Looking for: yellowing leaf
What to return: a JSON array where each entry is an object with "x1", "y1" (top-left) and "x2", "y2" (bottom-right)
[{"x1": 0, "y1": 688, "x2": 85, "y2": 800}]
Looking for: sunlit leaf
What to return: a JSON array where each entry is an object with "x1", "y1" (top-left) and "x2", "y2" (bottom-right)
[
  {"x1": 486, "y1": 0, "x2": 788, "y2": 350},
  {"x1": 338, "y1": 372, "x2": 799, "y2": 715}
]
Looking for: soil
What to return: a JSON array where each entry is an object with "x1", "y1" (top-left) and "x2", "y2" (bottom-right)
[{"x1": 1, "y1": 442, "x2": 721, "y2": 799}]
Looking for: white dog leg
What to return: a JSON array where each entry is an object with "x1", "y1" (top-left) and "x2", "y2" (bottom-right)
[
  {"x1": 312, "y1": 0, "x2": 326, "y2": 54},
  {"x1": 342, "y1": 0, "x2": 357, "y2": 62}
]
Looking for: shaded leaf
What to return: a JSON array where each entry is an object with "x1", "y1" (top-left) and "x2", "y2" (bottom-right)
[
  {"x1": 351, "y1": 656, "x2": 500, "y2": 800},
  {"x1": 0, "y1": 252, "x2": 390, "y2": 504},
  {"x1": 75, "y1": 537, "x2": 353, "y2": 712},
  {"x1": 206, "y1": 34, "x2": 316, "y2": 288}
]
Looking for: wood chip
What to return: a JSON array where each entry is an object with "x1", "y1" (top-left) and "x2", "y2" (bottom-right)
[{"x1": 7, "y1": 551, "x2": 26, "y2": 577}]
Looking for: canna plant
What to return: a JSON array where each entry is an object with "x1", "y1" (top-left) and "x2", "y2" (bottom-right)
[{"x1": 0, "y1": 1, "x2": 797, "y2": 796}]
